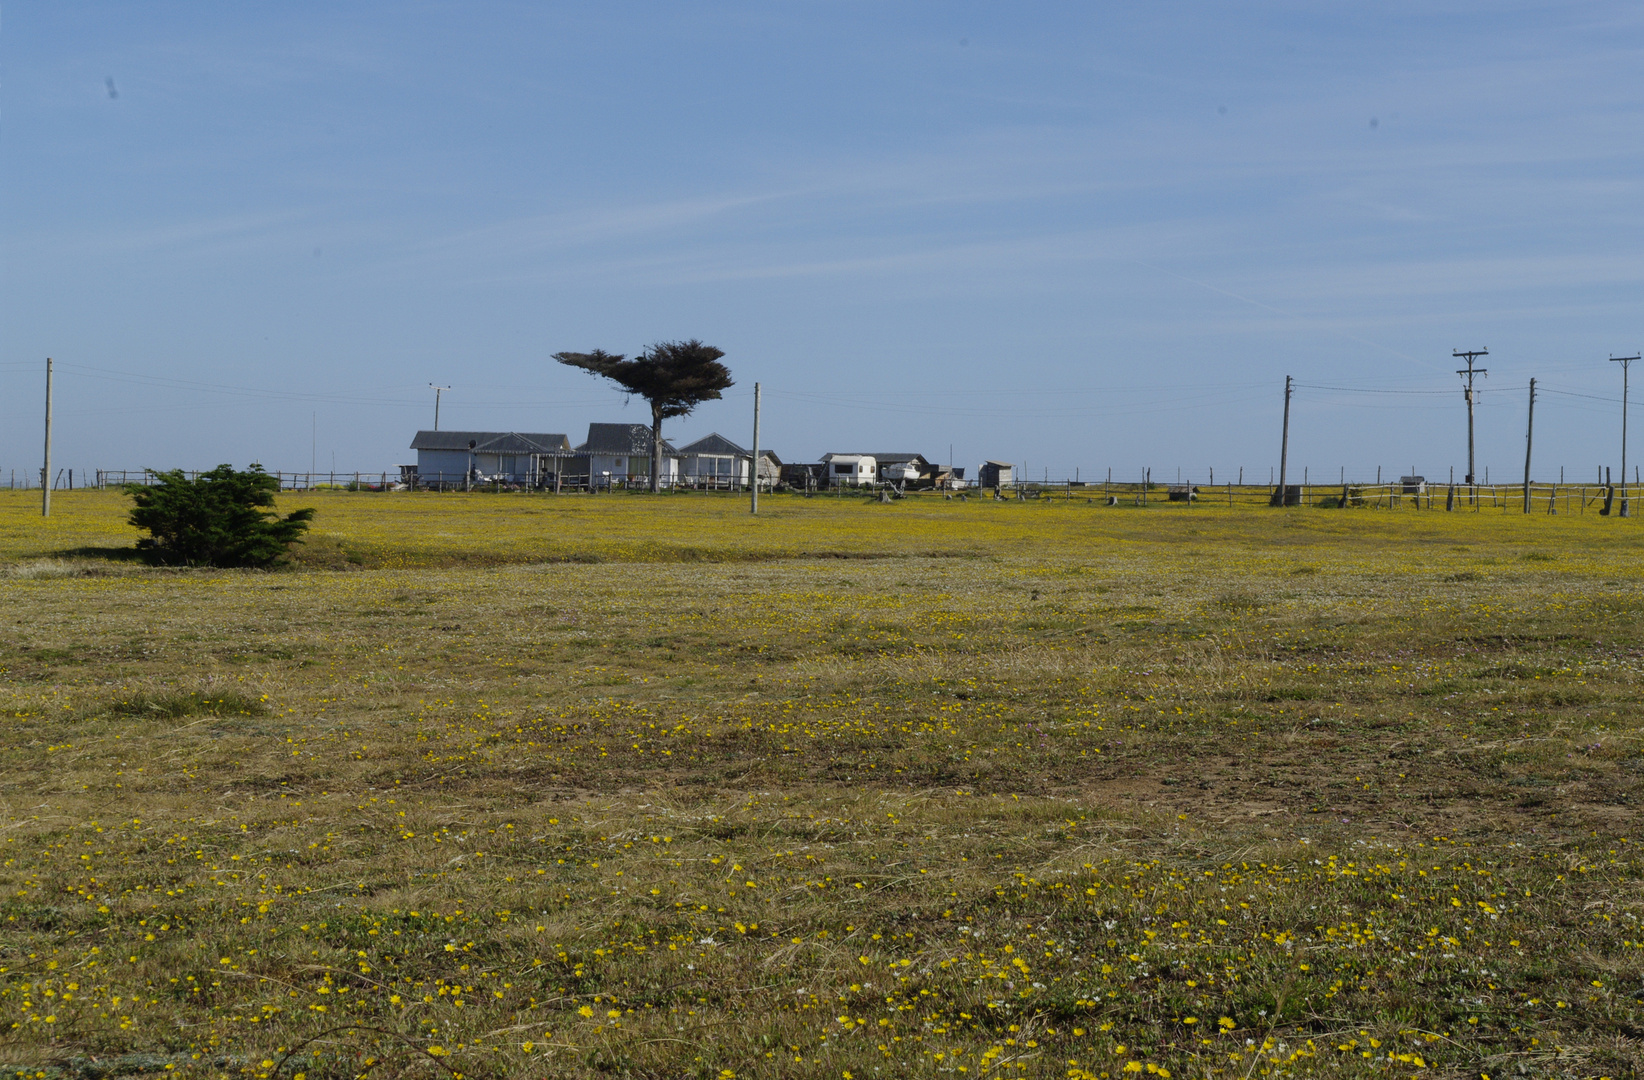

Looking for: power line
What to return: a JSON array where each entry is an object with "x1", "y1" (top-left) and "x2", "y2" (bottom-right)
[
  {"x1": 763, "y1": 388, "x2": 1275, "y2": 420},
  {"x1": 1295, "y1": 382, "x2": 1527, "y2": 396},
  {"x1": 1539, "y1": 386, "x2": 1625, "y2": 404},
  {"x1": 774, "y1": 382, "x2": 1262, "y2": 398}
]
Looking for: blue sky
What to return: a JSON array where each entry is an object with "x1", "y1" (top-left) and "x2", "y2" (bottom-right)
[{"x1": 3, "y1": 2, "x2": 1642, "y2": 484}]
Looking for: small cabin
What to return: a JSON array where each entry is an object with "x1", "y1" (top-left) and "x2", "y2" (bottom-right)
[
  {"x1": 677, "y1": 433, "x2": 751, "y2": 484},
  {"x1": 756, "y1": 450, "x2": 782, "y2": 485},
  {"x1": 409, "y1": 430, "x2": 573, "y2": 487},
  {"x1": 978, "y1": 461, "x2": 1014, "y2": 489},
  {"x1": 780, "y1": 462, "x2": 824, "y2": 489},
  {"x1": 574, "y1": 423, "x2": 680, "y2": 486},
  {"x1": 1400, "y1": 475, "x2": 1426, "y2": 495}
]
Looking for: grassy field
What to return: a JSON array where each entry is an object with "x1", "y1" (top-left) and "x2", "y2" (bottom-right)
[{"x1": 1, "y1": 489, "x2": 1643, "y2": 1079}]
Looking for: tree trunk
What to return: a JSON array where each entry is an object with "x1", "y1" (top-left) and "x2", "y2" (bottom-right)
[{"x1": 650, "y1": 405, "x2": 663, "y2": 494}]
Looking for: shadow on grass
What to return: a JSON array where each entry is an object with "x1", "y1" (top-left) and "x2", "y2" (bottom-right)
[
  {"x1": 54, "y1": 545, "x2": 147, "y2": 563},
  {"x1": 50, "y1": 541, "x2": 987, "y2": 572},
  {"x1": 110, "y1": 689, "x2": 268, "y2": 719}
]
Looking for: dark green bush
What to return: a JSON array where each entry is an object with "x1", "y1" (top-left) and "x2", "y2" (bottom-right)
[{"x1": 126, "y1": 464, "x2": 315, "y2": 567}]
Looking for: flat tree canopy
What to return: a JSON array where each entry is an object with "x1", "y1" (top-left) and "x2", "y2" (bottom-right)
[
  {"x1": 554, "y1": 341, "x2": 733, "y2": 491},
  {"x1": 126, "y1": 464, "x2": 315, "y2": 567}
]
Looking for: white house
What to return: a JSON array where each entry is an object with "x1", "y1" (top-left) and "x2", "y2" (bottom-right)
[
  {"x1": 821, "y1": 453, "x2": 877, "y2": 487},
  {"x1": 574, "y1": 423, "x2": 680, "y2": 485},
  {"x1": 677, "y1": 433, "x2": 751, "y2": 484},
  {"x1": 408, "y1": 430, "x2": 573, "y2": 486}
]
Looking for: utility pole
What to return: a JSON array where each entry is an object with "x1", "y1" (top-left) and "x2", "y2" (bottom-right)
[
  {"x1": 1454, "y1": 348, "x2": 1488, "y2": 496},
  {"x1": 41, "y1": 358, "x2": 53, "y2": 517},
  {"x1": 1274, "y1": 375, "x2": 1293, "y2": 506},
  {"x1": 429, "y1": 384, "x2": 450, "y2": 431},
  {"x1": 1612, "y1": 355, "x2": 1638, "y2": 518},
  {"x1": 1522, "y1": 378, "x2": 1536, "y2": 514},
  {"x1": 750, "y1": 381, "x2": 761, "y2": 514}
]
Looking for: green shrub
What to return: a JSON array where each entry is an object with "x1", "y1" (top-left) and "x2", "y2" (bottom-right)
[{"x1": 126, "y1": 464, "x2": 315, "y2": 568}]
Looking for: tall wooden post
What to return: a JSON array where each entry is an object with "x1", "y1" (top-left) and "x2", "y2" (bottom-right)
[
  {"x1": 1522, "y1": 379, "x2": 1536, "y2": 514},
  {"x1": 751, "y1": 381, "x2": 761, "y2": 514},
  {"x1": 1274, "y1": 375, "x2": 1292, "y2": 507},
  {"x1": 42, "y1": 358, "x2": 53, "y2": 517},
  {"x1": 1613, "y1": 355, "x2": 1638, "y2": 517},
  {"x1": 1455, "y1": 349, "x2": 1488, "y2": 501}
]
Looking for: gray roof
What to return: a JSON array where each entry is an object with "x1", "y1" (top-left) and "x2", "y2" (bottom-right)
[
  {"x1": 411, "y1": 430, "x2": 571, "y2": 454},
  {"x1": 821, "y1": 452, "x2": 929, "y2": 466},
  {"x1": 677, "y1": 432, "x2": 749, "y2": 457},
  {"x1": 576, "y1": 423, "x2": 678, "y2": 456}
]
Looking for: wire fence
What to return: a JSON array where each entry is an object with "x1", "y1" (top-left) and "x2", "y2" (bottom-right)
[
  {"x1": 980, "y1": 480, "x2": 1632, "y2": 514},
  {"x1": 0, "y1": 469, "x2": 1623, "y2": 516}
]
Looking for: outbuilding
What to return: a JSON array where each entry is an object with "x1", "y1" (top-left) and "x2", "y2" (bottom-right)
[
  {"x1": 781, "y1": 462, "x2": 824, "y2": 489},
  {"x1": 978, "y1": 461, "x2": 1014, "y2": 489},
  {"x1": 756, "y1": 450, "x2": 782, "y2": 487}
]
